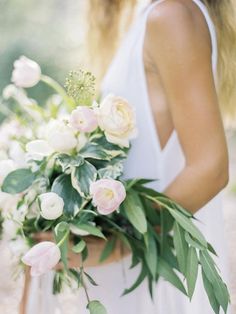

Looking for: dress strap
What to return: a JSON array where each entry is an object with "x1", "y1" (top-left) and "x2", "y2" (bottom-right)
[{"x1": 142, "y1": 0, "x2": 218, "y2": 87}]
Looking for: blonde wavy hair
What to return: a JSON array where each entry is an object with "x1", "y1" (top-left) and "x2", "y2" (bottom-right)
[{"x1": 85, "y1": 0, "x2": 236, "y2": 121}]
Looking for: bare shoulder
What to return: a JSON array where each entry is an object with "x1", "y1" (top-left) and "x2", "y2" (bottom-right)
[
  {"x1": 148, "y1": 0, "x2": 193, "y2": 22},
  {"x1": 147, "y1": 0, "x2": 194, "y2": 33},
  {"x1": 146, "y1": 0, "x2": 211, "y2": 61}
]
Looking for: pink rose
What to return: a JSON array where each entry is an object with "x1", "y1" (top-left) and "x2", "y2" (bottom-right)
[
  {"x1": 22, "y1": 241, "x2": 61, "y2": 276},
  {"x1": 90, "y1": 179, "x2": 126, "y2": 215},
  {"x1": 69, "y1": 106, "x2": 98, "y2": 133}
]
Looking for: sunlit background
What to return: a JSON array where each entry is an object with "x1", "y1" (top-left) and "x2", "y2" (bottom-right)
[{"x1": 0, "y1": 0, "x2": 235, "y2": 312}]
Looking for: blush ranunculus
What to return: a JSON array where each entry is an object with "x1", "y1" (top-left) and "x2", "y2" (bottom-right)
[
  {"x1": 22, "y1": 241, "x2": 61, "y2": 276},
  {"x1": 11, "y1": 56, "x2": 41, "y2": 88},
  {"x1": 90, "y1": 179, "x2": 126, "y2": 215},
  {"x1": 69, "y1": 106, "x2": 98, "y2": 133},
  {"x1": 96, "y1": 94, "x2": 137, "y2": 147}
]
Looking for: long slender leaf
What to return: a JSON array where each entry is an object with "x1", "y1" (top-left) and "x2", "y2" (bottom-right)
[
  {"x1": 145, "y1": 232, "x2": 158, "y2": 278},
  {"x1": 173, "y1": 223, "x2": 189, "y2": 274},
  {"x1": 99, "y1": 237, "x2": 117, "y2": 262},
  {"x1": 199, "y1": 251, "x2": 229, "y2": 313},
  {"x1": 122, "y1": 191, "x2": 147, "y2": 234},
  {"x1": 167, "y1": 208, "x2": 207, "y2": 247},
  {"x1": 157, "y1": 258, "x2": 187, "y2": 295},
  {"x1": 122, "y1": 263, "x2": 147, "y2": 296},
  {"x1": 186, "y1": 246, "x2": 198, "y2": 299},
  {"x1": 202, "y1": 269, "x2": 220, "y2": 314},
  {"x1": 185, "y1": 232, "x2": 205, "y2": 250}
]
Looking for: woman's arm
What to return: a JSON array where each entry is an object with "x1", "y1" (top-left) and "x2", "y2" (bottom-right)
[{"x1": 145, "y1": 1, "x2": 229, "y2": 214}]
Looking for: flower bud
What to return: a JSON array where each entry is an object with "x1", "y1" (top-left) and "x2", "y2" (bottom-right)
[
  {"x1": 11, "y1": 56, "x2": 41, "y2": 88},
  {"x1": 39, "y1": 192, "x2": 64, "y2": 220}
]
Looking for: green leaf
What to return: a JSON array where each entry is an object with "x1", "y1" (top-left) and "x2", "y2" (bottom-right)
[
  {"x1": 200, "y1": 251, "x2": 229, "y2": 313},
  {"x1": 173, "y1": 223, "x2": 189, "y2": 274},
  {"x1": 185, "y1": 232, "x2": 205, "y2": 250},
  {"x1": 207, "y1": 243, "x2": 218, "y2": 256},
  {"x1": 53, "y1": 271, "x2": 64, "y2": 294},
  {"x1": 168, "y1": 208, "x2": 207, "y2": 247},
  {"x1": 84, "y1": 271, "x2": 98, "y2": 286},
  {"x1": 98, "y1": 158, "x2": 124, "y2": 179},
  {"x1": 92, "y1": 135, "x2": 127, "y2": 158},
  {"x1": 162, "y1": 242, "x2": 179, "y2": 270},
  {"x1": 186, "y1": 246, "x2": 198, "y2": 299},
  {"x1": 141, "y1": 197, "x2": 160, "y2": 225},
  {"x1": 71, "y1": 161, "x2": 97, "y2": 198},
  {"x1": 87, "y1": 300, "x2": 107, "y2": 314},
  {"x1": 145, "y1": 232, "x2": 158, "y2": 278},
  {"x1": 52, "y1": 174, "x2": 83, "y2": 216},
  {"x1": 68, "y1": 269, "x2": 81, "y2": 286},
  {"x1": 99, "y1": 237, "x2": 117, "y2": 263},
  {"x1": 123, "y1": 191, "x2": 147, "y2": 234},
  {"x1": 73, "y1": 223, "x2": 106, "y2": 239},
  {"x1": 81, "y1": 245, "x2": 88, "y2": 262},
  {"x1": 79, "y1": 143, "x2": 110, "y2": 160},
  {"x1": 56, "y1": 154, "x2": 84, "y2": 172},
  {"x1": 72, "y1": 240, "x2": 86, "y2": 253},
  {"x1": 202, "y1": 269, "x2": 220, "y2": 314},
  {"x1": 54, "y1": 222, "x2": 69, "y2": 269},
  {"x1": 2, "y1": 168, "x2": 35, "y2": 194},
  {"x1": 122, "y1": 263, "x2": 147, "y2": 295},
  {"x1": 126, "y1": 178, "x2": 157, "y2": 190},
  {"x1": 157, "y1": 258, "x2": 187, "y2": 295}
]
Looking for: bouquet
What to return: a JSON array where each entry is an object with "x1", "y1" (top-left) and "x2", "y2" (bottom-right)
[{"x1": 0, "y1": 56, "x2": 230, "y2": 314}]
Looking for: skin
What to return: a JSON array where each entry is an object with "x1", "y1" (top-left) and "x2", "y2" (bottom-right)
[{"x1": 144, "y1": 0, "x2": 229, "y2": 214}]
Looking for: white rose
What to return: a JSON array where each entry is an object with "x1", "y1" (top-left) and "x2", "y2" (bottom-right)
[
  {"x1": 38, "y1": 192, "x2": 64, "y2": 220},
  {"x1": 46, "y1": 120, "x2": 77, "y2": 153},
  {"x1": 0, "y1": 159, "x2": 16, "y2": 185},
  {"x1": 96, "y1": 94, "x2": 138, "y2": 147},
  {"x1": 26, "y1": 139, "x2": 54, "y2": 161},
  {"x1": 11, "y1": 56, "x2": 41, "y2": 88}
]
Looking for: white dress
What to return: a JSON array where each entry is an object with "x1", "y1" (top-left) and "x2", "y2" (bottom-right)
[{"x1": 25, "y1": 0, "x2": 230, "y2": 313}]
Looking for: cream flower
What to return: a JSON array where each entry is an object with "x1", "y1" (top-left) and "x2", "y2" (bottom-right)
[{"x1": 96, "y1": 94, "x2": 137, "y2": 147}]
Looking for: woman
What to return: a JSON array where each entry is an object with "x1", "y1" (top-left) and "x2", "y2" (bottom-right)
[{"x1": 25, "y1": 0, "x2": 236, "y2": 313}]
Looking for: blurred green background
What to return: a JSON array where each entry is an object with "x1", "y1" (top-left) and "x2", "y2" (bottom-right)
[{"x1": 0, "y1": 0, "x2": 86, "y2": 104}]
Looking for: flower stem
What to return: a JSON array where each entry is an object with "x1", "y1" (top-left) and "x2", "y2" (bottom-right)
[
  {"x1": 57, "y1": 229, "x2": 70, "y2": 248},
  {"x1": 40, "y1": 75, "x2": 75, "y2": 111},
  {"x1": 80, "y1": 255, "x2": 90, "y2": 303}
]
